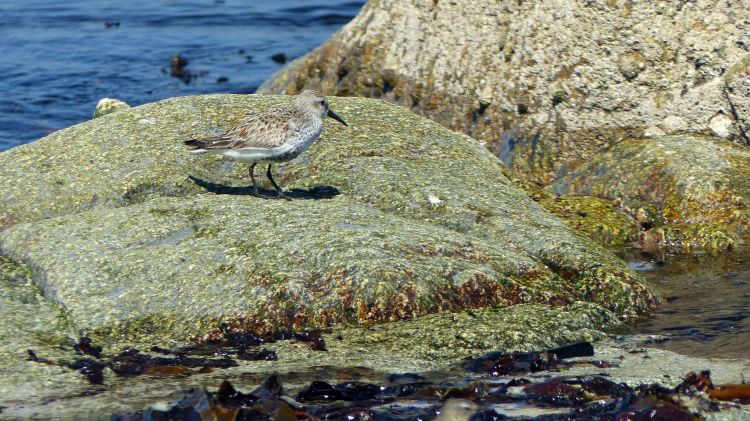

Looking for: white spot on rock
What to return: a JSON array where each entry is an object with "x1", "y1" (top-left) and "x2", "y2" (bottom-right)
[
  {"x1": 660, "y1": 115, "x2": 688, "y2": 133},
  {"x1": 709, "y1": 112, "x2": 733, "y2": 138},
  {"x1": 138, "y1": 118, "x2": 156, "y2": 125},
  {"x1": 428, "y1": 195, "x2": 442, "y2": 205},
  {"x1": 643, "y1": 126, "x2": 666, "y2": 138}
]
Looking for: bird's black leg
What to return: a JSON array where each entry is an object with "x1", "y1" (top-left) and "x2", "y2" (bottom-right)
[
  {"x1": 266, "y1": 163, "x2": 290, "y2": 200},
  {"x1": 249, "y1": 163, "x2": 259, "y2": 196}
]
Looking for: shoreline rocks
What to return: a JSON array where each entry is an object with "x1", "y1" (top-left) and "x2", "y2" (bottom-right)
[{"x1": 539, "y1": 196, "x2": 639, "y2": 249}]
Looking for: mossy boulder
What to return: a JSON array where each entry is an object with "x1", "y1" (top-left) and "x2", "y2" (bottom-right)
[
  {"x1": 258, "y1": 0, "x2": 750, "y2": 184},
  {"x1": 553, "y1": 135, "x2": 750, "y2": 252},
  {"x1": 0, "y1": 94, "x2": 655, "y2": 349}
]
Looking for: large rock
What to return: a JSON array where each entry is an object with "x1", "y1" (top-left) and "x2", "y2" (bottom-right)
[
  {"x1": 553, "y1": 135, "x2": 750, "y2": 252},
  {"x1": 258, "y1": 0, "x2": 750, "y2": 185},
  {"x1": 0, "y1": 95, "x2": 655, "y2": 348}
]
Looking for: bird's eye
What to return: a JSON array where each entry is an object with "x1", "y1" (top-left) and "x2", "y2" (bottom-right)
[{"x1": 319, "y1": 100, "x2": 326, "y2": 106}]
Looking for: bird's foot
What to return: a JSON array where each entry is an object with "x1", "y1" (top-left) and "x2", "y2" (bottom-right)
[
  {"x1": 251, "y1": 187, "x2": 260, "y2": 197},
  {"x1": 276, "y1": 191, "x2": 291, "y2": 201}
]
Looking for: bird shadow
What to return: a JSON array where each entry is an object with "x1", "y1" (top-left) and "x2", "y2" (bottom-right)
[{"x1": 188, "y1": 176, "x2": 340, "y2": 200}]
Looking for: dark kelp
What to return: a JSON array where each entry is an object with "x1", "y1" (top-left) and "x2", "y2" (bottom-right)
[
  {"x1": 112, "y1": 368, "x2": 746, "y2": 420},
  {"x1": 27, "y1": 327, "x2": 327, "y2": 385}
]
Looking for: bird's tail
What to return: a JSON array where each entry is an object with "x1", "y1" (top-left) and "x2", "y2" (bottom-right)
[
  {"x1": 185, "y1": 135, "x2": 232, "y2": 152},
  {"x1": 184, "y1": 138, "x2": 208, "y2": 153}
]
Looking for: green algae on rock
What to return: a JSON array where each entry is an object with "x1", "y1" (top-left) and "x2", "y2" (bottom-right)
[
  {"x1": 335, "y1": 301, "x2": 620, "y2": 361},
  {"x1": 553, "y1": 135, "x2": 750, "y2": 253},
  {"x1": 540, "y1": 196, "x2": 639, "y2": 248},
  {"x1": 258, "y1": 0, "x2": 750, "y2": 184},
  {"x1": 0, "y1": 94, "x2": 654, "y2": 349},
  {"x1": 0, "y1": 256, "x2": 87, "y2": 409}
]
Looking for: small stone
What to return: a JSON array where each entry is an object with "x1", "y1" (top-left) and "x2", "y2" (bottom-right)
[
  {"x1": 617, "y1": 51, "x2": 646, "y2": 81},
  {"x1": 643, "y1": 126, "x2": 665, "y2": 138},
  {"x1": 709, "y1": 112, "x2": 733, "y2": 138},
  {"x1": 271, "y1": 53, "x2": 287, "y2": 64},
  {"x1": 477, "y1": 85, "x2": 493, "y2": 107},
  {"x1": 93, "y1": 98, "x2": 131, "y2": 119},
  {"x1": 170, "y1": 55, "x2": 193, "y2": 84},
  {"x1": 548, "y1": 80, "x2": 570, "y2": 106},
  {"x1": 436, "y1": 399, "x2": 478, "y2": 421}
]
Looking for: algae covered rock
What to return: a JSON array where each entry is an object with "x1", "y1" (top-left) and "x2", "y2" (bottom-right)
[
  {"x1": 0, "y1": 94, "x2": 654, "y2": 348},
  {"x1": 553, "y1": 135, "x2": 750, "y2": 252},
  {"x1": 258, "y1": 0, "x2": 750, "y2": 184},
  {"x1": 0, "y1": 257, "x2": 87, "y2": 406},
  {"x1": 540, "y1": 196, "x2": 638, "y2": 248}
]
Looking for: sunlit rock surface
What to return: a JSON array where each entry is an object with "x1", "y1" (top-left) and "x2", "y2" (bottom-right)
[{"x1": 0, "y1": 94, "x2": 656, "y2": 413}]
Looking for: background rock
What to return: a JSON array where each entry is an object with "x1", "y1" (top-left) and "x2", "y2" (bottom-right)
[
  {"x1": 0, "y1": 94, "x2": 654, "y2": 348},
  {"x1": 93, "y1": 98, "x2": 131, "y2": 118},
  {"x1": 258, "y1": 0, "x2": 750, "y2": 185},
  {"x1": 553, "y1": 135, "x2": 750, "y2": 252}
]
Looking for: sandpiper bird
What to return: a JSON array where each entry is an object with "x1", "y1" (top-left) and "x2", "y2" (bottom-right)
[{"x1": 185, "y1": 90, "x2": 348, "y2": 199}]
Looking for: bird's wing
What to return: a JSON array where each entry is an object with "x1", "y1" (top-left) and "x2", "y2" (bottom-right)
[
  {"x1": 185, "y1": 108, "x2": 297, "y2": 150},
  {"x1": 226, "y1": 110, "x2": 296, "y2": 149}
]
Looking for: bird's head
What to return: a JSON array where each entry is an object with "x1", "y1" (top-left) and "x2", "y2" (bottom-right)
[{"x1": 294, "y1": 90, "x2": 348, "y2": 126}]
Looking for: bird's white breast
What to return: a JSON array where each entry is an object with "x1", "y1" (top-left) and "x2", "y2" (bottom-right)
[{"x1": 208, "y1": 143, "x2": 295, "y2": 162}]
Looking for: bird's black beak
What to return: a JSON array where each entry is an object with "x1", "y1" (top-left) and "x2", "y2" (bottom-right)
[{"x1": 326, "y1": 109, "x2": 348, "y2": 126}]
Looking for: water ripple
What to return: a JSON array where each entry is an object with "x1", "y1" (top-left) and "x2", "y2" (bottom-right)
[{"x1": 0, "y1": 0, "x2": 365, "y2": 149}]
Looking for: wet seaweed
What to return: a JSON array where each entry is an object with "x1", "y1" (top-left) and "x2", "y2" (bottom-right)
[
  {"x1": 26, "y1": 326, "x2": 327, "y2": 385},
  {"x1": 296, "y1": 380, "x2": 353, "y2": 402},
  {"x1": 67, "y1": 358, "x2": 107, "y2": 385},
  {"x1": 114, "y1": 367, "x2": 743, "y2": 421},
  {"x1": 27, "y1": 336, "x2": 745, "y2": 419},
  {"x1": 74, "y1": 337, "x2": 103, "y2": 358},
  {"x1": 464, "y1": 341, "x2": 597, "y2": 376}
]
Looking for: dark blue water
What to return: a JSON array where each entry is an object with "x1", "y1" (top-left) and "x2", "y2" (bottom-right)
[{"x1": 0, "y1": 0, "x2": 364, "y2": 150}]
